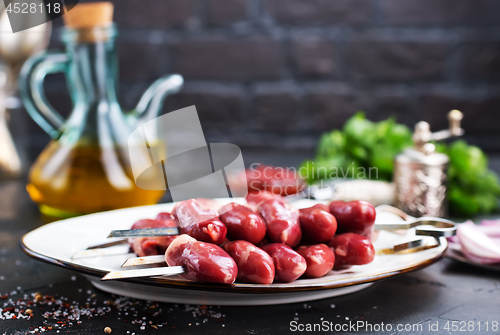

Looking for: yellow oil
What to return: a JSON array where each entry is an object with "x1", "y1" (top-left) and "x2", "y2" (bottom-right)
[{"x1": 27, "y1": 141, "x2": 165, "y2": 219}]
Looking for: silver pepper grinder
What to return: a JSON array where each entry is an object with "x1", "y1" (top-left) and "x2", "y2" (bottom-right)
[{"x1": 393, "y1": 110, "x2": 464, "y2": 217}]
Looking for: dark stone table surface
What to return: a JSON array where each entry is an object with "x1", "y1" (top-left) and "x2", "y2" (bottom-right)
[{"x1": 1, "y1": 150, "x2": 499, "y2": 335}]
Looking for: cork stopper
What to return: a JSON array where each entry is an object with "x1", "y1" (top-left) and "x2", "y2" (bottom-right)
[{"x1": 63, "y1": 2, "x2": 114, "y2": 29}]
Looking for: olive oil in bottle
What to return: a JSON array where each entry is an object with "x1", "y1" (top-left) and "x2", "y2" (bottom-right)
[
  {"x1": 27, "y1": 141, "x2": 164, "y2": 218},
  {"x1": 19, "y1": 3, "x2": 182, "y2": 219}
]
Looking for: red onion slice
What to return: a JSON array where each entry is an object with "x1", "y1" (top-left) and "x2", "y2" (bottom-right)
[{"x1": 457, "y1": 224, "x2": 500, "y2": 265}]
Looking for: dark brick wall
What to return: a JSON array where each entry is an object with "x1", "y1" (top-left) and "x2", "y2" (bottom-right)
[{"x1": 27, "y1": 0, "x2": 500, "y2": 158}]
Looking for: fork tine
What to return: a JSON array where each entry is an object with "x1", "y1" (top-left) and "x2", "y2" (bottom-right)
[
  {"x1": 101, "y1": 266, "x2": 185, "y2": 280},
  {"x1": 72, "y1": 246, "x2": 133, "y2": 259},
  {"x1": 108, "y1": 227, "x2": 180, "y2": 238},
  {"x1": 121, "y1": 255, "x2": 166, "y2": 267},
  {"x1": 86, "y1": 239, "x2": 129, "y2": 250}
]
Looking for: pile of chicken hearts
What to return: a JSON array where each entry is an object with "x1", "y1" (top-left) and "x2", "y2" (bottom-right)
[{"x1": 128, "y1": 191, "x2": 376, "y2": 285}]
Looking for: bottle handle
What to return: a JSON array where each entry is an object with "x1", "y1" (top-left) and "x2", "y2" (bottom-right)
[
  {"x1": 133, "y1": 74, "x2": 184, "y2": 126},
  {"x1": 19, "y1": 51, "x2": 69, "y2": 139}
]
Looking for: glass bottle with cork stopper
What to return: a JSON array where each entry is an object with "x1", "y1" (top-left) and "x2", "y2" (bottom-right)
[
  {"x1": 19, "y1": 2, "x2": 183, "y2": 219},
  {"x1": 393, "y1": 110, "x2": 464, "y2": 217}
]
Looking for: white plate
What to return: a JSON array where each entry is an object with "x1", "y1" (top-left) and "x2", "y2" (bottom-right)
[
  {"x1": 447, "y1": 243, "x2": 500, "y2": 272},
  {"x1": 21, "y1": 198, "x2": 448, "y2": 305}
]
